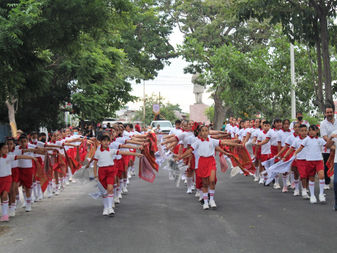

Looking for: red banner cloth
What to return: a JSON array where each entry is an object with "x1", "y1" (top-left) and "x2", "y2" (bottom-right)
[{"x1": 139, "y1": 156, "x2": 156, "y2": 183}]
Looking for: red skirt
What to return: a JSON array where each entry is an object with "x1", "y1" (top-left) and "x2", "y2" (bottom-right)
[
  {"x1": 306, "y1": 160, "x2": 324, "y2": 177},
  {"x1": 12, "y1": 167, "x2": 20, "y2": 183},
  {"x1": 260, "y1": 154, "x2": 272, "y2": 162},
  {"x1": 98, "y1": 166, "x2": 116, "y2": 189},
  {"x1": 271, "y1": 146, "x2": 279, "y2": 157},
  {"x1": 296, "y1": 160, "x2": 308, "y2": 178},
  {"x1": 0, "y1": 176, "x2": 12, "y2": 193},
  {"x1": 173, "y1": 144, "x2": 181, "y2": 154},
  {"x1": 196, "y1": 156, "x2": 216, "y2": 178},
  {"x1": 19, "y1": 167, "x2": 34, "y2": 188},
  {"x1": 122, "y1": 155, "x2": 130, "y2": 171}
]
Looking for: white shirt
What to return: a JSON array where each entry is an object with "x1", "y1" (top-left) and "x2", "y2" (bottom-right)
[
  {"x1": 169, "y1": 128, "x2": 183, "y2": 136},
  {"x1": 330, "y1": 130, "x2": 337, "y2": 163},
  {"x1": 268, "y1": 129, "x2": 281, "y2": 146},
  {"x1": 0, "y1": 154, "x2": 17, "y2": 177},
  {"x1": 191, "y1": 138, "x2": 220, "y2": 157},
  {"x1": 237, "y1": 128, "x2": 246, "y2": 141},
  {"x1": 109, "y1": 141, "x2": 122, "y2": 160},
  {"x1": 177, "y1": 132, "x2": 194, "y2": 148},
  {"x1": 284, "y1": 133, "x2": 299, "y2": 147},
  {"x1": 320, "y1": 119, "x2": 337, "y2": 153},
  {"x1": 93, "y1": 147, "x2": 118, "y2": 167},
  {"x1": 292, "y1": 137, "x2": 308, "y2": 160},
  {"x1": 9, "y1": 149, "x2": 18, "y2": 169},
  {"x1": 258, "y1": 131, "x2": 271, "y2": 155},
  {"x1": 15, "y1": 144, "x2": 36, "y2": 168},
  {"x1": 301, "y1": 136, "x2": 326, "y2": 161},
  {"x1": 278, "y1": 130, "x2": 293, "y2": 147}
]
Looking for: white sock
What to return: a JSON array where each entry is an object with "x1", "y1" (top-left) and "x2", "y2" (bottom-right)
[
  {"x1": 113, "y1": 184, "x2": 117, "y2": 196},
  {"x1": 107, "y1": 194, "x2": 114, "y2": 209},
  {"x1": 26, "y1": 197, "x2": 32, "y2": 206},
  {"x1": 319, "y1": 179, "x2": 325, "y2": 195},
  {"x1": 1, "y1": 201, "x2": 9, "y2": 216},
  {"x1": 309, "y1": 181, "x2": 315, "y2": 196},
  {"x1": 282, "y1": 175, "x2": 287, "y2": 187},
  {"x1": 275, "y1": 175, "x2": 279, "y2": 184},
  {"x1": 16, "y1": 194, "x2": 20, "y2": 204},
  {"x1": 203, "y1": 193, "x2": 209, "y2": 205},
  {"x1": 103, "y1": 196, "x2": 108, "y2": 209},
  {"x1": 294, "y1": 179, "x2": 299, "y2": 191},
  {"x1": 37, "y1": 181, "x2": 42, "y2": 196},
  {"x1": 123, "y1": 179, "x2": 127, "y2": 187},
  {"x1": 209, "y1": 190, "x2": 215, "y2": 200},
  {"x1": 187, "y1": 177, "x2": 193, "y2": 189},
  {"x1": 10, "y1": 203, "x2": 16, "y2": 211},
  {"x1": 290, "y1": 172, "x2": 295, "y2": 183}
]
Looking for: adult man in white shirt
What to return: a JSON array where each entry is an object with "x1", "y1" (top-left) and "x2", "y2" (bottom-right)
[{"x1": 320, "y1": 105, "x2": 337, "y2": 189}]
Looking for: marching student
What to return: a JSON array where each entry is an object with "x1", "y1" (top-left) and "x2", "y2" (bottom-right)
[
  {"x1": 1, "y1": 142, "x2": 37, "y2": 221},
  {"x1": 326, "y1": 127, "x2": 337, "y2": 211},
  {"x1": 93, "y1": 135, "x2": 143, "y2": 216},
  {"x1": 292, "y1": 125, "x2": 333, "y2": 204},
  {"x1": 274, "y1": 119, "x2": 292, "y2": 192},
  {"x1": 256, "y1": 121, "x2": 272, "y2": 185},
  {"x1": 276, "y1": 122, "x2": 300, "y2": 194},
  {"x1": 178, "y1": 125, "x2": 240, "y2": 210}
]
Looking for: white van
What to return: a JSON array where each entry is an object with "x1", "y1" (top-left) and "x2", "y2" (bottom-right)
[{"x1": 150, "y1": 120, "x2": 173, "y2": 134}]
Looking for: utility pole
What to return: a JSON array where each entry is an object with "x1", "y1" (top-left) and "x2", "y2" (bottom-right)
[
  {"x1": 143, "y1": 80, "x2": 146, "y2": 126},
  {"x1": 290, "y1": 43, "x2": 296, "y2": 119}
]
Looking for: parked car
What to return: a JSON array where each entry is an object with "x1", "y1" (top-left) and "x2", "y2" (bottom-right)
[{"x1": 150, "y1": 120, "x2": 173, "y2": 134}]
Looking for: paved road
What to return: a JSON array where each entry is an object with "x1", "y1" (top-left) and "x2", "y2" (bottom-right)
[{"x1": 1, "y1": 162, "x2": 337, "y2": 253}]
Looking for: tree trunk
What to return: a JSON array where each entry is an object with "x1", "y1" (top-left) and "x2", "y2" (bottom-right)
[
  {"x1": 320, "y1": 12, "x2": 333, "y2": 107},
  {"x1": 213, "y1": 85, "x2": 225, "y2": 130},
  {"x1": 5, "y1": 97, "x2": 18, "y2": 138},
  {"x1": 315, "y1": 38, "x2": 324, "y2": 112}
]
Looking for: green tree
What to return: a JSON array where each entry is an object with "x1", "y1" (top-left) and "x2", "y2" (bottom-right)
[{"x1": 133, "y1": 94, "x2": 182, "y2": 125}]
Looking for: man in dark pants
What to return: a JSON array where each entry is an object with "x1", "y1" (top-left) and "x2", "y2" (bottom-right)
[{"x1": 320, "y1": 105, "x2": 337, "y2": 190}]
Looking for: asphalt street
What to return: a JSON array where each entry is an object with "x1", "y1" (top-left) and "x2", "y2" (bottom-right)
[{"x1": 1, "y1": 161, "x2": 337, "y2": 253}]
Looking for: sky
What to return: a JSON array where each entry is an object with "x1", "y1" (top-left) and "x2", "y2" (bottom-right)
[{"x1": 126, "y1": 27, "x2": 213, "y2": 113}]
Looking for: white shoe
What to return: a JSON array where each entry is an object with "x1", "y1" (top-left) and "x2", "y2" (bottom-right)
[
  {"x1": 122, "y1": 187, "x2": 128, "y2": 194},
  {"x1": 111, "y1": 201, "x2": 115, "y2": 208},
  {"x1": 131, "y1": 171, "x2": 136, "y2": 176},
  {"x1": 108, "y1": 208, "x2": 115, "y2": 216},
  {"x1": 9, "y1": 209, "x2": 15, "y2": 217},
  {"x1": 65, "y1": 181, "x2": 70, "y2": 185},
  {"x1": 48, "y1": 192, "x2": 53, "y2": 198},
  {"x1": 203, "y1": 203, "x2": 209, "y2": 210},
  {"x1": 191, "y1": 184, "x2": 196, "y2": 191},
  {"x1": 22, "y1": 201, "x2": 26, "y2": 208},
  {"x1": 118, "y1": 192, "x2": 122, "y2": 200},
  {"x1": 310, "y1": 195, "x2": 317, "y2": 204},
  {"x1": 103, "y1": 208, "x2": 109, "y2": 216},
  {"x1": 258, "y1": 178, "x2": 264, "y2": 184},
  {"x1": 282, "y1": 187, "x2": 288, "y2": 193},
  {"x1": 195, "y1": 191, "x2": 200, "y2": 198},
  {"x1": 324, "y1": 184, "x2": 330, "y2": 190},
  {"x1": 254, "y1": 175, "x2": 259, "y2": 182},
  {"x1": 55, "y1": 189, "x2": 60, "y2": 196},
  {"x1": 286, "y1": 179, "x2": 291, "y2": 187},
  {"x1": 302, "y1": 191, "x2": 310, "y2": 199},
  {"x1": 126, "y1": 178, "x2": 130, "y2": 185},
  {"x1": 71, "y1": 179, "x2": 76, "y2": 183},
  {"x1": 38, "y1": 194, "x2": 43, "y2": 201},
  {"x1": 114, "y1": 197, "x2": 120, "y2": 204},
  {"x1": 293, "y1": 189, "x2": 300, "y2": 196},
  {"x1": 128, "y1": 172, "x2": 132, "y2": 179},
  {"x1": 273, "y1": 183, "x2": 281, "y2": 189},
  {"x1": 319, "y1": 194, "x2": 326, "y2": 203},
  {"x1": 25, "y1": 204, "x2": 32, "y2": 212},
  {"x1": 186, "y1": 188, "x2": 192, "y2": 194},
  {"x1": 209, "y1": 199, "x2": 217, "y2": 209}
]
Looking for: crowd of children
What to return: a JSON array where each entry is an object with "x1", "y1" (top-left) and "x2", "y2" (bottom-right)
[
  {"x1": 161, "y1": 107, "x2": 337, "y2": 211},
  {"x1": 2, "y1": 107, "x2": 337, "y2": 223},
  {"x1": 0, "y1": 123, "x2": 149, "y2": 221}
]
